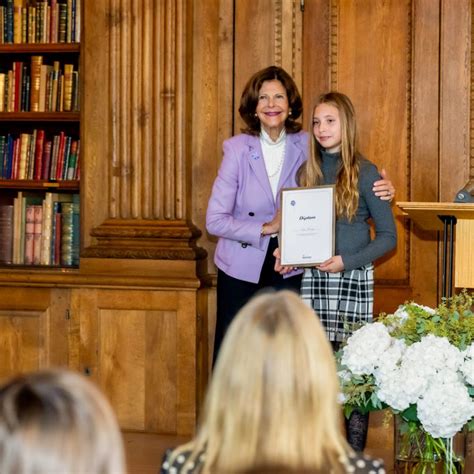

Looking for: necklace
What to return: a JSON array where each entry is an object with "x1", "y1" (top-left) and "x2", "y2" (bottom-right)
[{"x1": 265, "y1": 148, "x2": 285, "y2": 178}]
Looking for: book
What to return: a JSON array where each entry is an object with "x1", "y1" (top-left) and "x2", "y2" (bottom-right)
[
  {"x1": 20, "y1": 63, "x2": 28, "y2": 111},
  {"x1": 58, "y1": 3, "x2": 66, "y2": 43},
  {"x1": 33, "y1": 129, "x2": 45, "y2": 180},
  {"x1": 12, "y1": 193, "x2": 21, "y2": 263},
  {"x1": 63, "y1": 63, "x2": 73, "y2": 111},
  {"x1": 27, "y1": 4, "x2": 35, "y2": 43},
  {"x1": 30, "y1": 55, "x2": 43, "y2": 111},
  {"x1": 66, "y1": 139, "x2": 78, "y2": 179},
  {"x1": 13, "y1": 0, "x2": 22, "y2": 44},
  {"x1": 51, "y1": 61, "x2": 60, "y2": 111},
  {"x1": 27, "y1": 128, "x2": 36, "y2": 179},
  {"x1": 0, "y1": 73, "x2": 5, "y2": 112},
  {"x1": 18, "y1": 132, "x2": 29, "y2": 179},
  {"x1": 0, "y1": 204, "x2": 14, "y2": 264},
  {"x1": 50, "y1": 0, "x2": 58, "y2": 43},
  {"x1": 24, "y1": 204, "x2": 35, "y2": 264},
  {"x1": 39, "y1": 64, "x2": 52, "y2": 111},
  {"x1": 41, "y1": 139, "x2": 52, "y2": 180},
  {"x1": 40, "y1": 192, "x2": 73, "y2": 265},
  {"x1": 33, "y1": 204, "x2": 42, "y2": 264},
  {"x1": 22, "y1": 194, "x2": 42, "y2": 264},
  {"x1": 6, "y1": 0, "x2": 13, "y2": 43}
]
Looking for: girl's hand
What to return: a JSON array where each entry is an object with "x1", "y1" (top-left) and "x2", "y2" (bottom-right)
[
  {"x1": 273, "y1": 248, "x2": 294, "y2": 275},
  {"x1": 316, "y1": 255, "x2": 344, "y2": 273},
  {"x1": 373, "y1": 168, "x2": 395, "y2": 201}
]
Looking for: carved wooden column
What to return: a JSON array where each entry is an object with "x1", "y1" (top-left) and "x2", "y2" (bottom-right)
[{"x1": 82, "y1": 0, "x2": 203, "y2": 261}]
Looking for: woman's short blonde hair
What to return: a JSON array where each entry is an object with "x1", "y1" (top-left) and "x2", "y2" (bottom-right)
[
  {"x1": 175, "y1": 290, "x2": 348, "y2": 473},
  {"x1": 0, "y1": 369, "x2": 125, "y2": 474}
]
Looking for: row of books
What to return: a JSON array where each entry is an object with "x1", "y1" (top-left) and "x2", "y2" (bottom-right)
[
  {"x1": 0, "y1": 58, "x2": 79, "y2": 112},
  {"x1": 0, "y1": 191, "x2": 79, "y2": 266},
  {"x1": 0, "y1": 0, "x2": 80, "y2": 44},
  {"x1": 0, "y1": 131, "x2": 80, "y2": 181}
]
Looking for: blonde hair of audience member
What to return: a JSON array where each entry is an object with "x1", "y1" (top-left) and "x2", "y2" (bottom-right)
[
  {"x1": 0, "y1": 369, "x2": 125, "y2": 474},
  {"x1": 169, "y1": 290, "x2": 349, "y2": 473}
]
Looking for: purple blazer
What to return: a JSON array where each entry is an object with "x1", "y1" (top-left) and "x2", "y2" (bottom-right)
[{"x1": 206, "y1": 131, "x2": 308, "y2": 283}]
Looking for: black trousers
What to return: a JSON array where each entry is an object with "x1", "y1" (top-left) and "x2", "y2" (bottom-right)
[{"x1": 213, "y1": 237, "x2": 302, "y2": 365}]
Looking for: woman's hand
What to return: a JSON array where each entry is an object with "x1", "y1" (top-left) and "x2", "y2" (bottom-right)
[
  {"x1": 273, "y1": 247, "x2": 294, "y2": 275},
  {"x1": 316, "y1": 255, "x2": 344, "y2": 273},
  {"x1": 261, "y1": 209, "x2": 281, "y2": 236},
  {"x1": 373, "y1": 168, "x2": 395, "y2": 201}
]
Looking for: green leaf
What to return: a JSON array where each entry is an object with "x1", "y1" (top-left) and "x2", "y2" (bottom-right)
[
  {"x1": 344, "y1": 405, "x2": 354, "y2": 419},
  {"x1": 400, "y1": 404, "x2": 419, "y2": 422}
]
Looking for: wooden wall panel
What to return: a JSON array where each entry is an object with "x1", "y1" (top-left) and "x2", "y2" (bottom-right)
[
  {"x1": 439, "y1": 0, "x2": 471, "y2": 202},
  {"x1": 0, "y1": 288, "x2": 70, "y2": 382},
  {"x1": 234, "y1": 0, "x2": 303, "y2": 133},
  {"x1": 82, "y1": 0, "x2": 203, "y2": 262},
  {"x1": 410, "y1": 0, "x2": 441, "y2": 302},
  {"x1": 71, "y1": 288, "x2": 197, "y2": 435},
  {"x1": 332, "y1": 0, "x2": 409, "y2": 285}
]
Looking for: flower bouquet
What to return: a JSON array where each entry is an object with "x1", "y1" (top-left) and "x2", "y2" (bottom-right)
[{"x1": 337, "y1": 291, "x2": 474, "y2": 473}]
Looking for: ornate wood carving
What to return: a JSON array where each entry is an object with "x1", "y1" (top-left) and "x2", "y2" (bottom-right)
[{"x1": 83, "y1": 0, "x2": 202, "y2": 260}]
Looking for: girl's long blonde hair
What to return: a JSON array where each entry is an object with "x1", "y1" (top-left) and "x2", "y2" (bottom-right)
[
  {"x1": 299, "y1": 92, "x2": 360, "y2": 221},
  {"x1": 171, "y1": 291, "x2": 349, "y2": 473}
]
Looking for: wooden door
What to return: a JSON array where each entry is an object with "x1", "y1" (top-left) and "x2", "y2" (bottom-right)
[
  {"x1": 68, "y1": 287, "x2": 199, "y2": 435},
  {"x1": 0, "y1": 287, "x2": 70, "y2": 382}
]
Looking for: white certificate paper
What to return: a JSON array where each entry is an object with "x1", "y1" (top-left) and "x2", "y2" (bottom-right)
[{"x1": 280, "y1": 186, "x2": 335, "y2": 266}]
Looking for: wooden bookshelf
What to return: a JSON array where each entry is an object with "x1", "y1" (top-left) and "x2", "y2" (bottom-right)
[
  {"x1": 0, "y1": 44, "x2": 80, "y2": 54},
  {"x1": 0, "y1": 112, "x2": 80, "y2": 121},
  {"x1": 0, "y1": 1, "x2": 81, "y2": 271},
  {"x1": 0, "y1": 179, "x2": 79, "y2": 190}
]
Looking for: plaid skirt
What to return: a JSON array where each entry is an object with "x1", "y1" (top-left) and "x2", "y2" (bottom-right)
[{"x1": 300, "y1": 264, "x2": 374, "y2": 342}]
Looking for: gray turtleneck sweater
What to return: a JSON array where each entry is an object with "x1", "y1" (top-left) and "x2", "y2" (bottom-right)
[{"x1": 320, "y1": 150, "x2": 397, "y2": 271}]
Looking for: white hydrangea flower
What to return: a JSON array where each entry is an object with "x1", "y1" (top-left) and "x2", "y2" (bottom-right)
[
  {"x1": 460, "y1": 343, "x2": 474, "y2": 386},
  {"x1": 375, "y1": 369, "x2": 411, "y2": 411},
  {"x1": 417, "y1": 380, "x2": 474, "y2": 438},
  {"x1": 341, "y1": 323, "x2": 392, "y2": 375},
  {"x1": 374, "y1": 338, "x2": 406, "y2": 379}
]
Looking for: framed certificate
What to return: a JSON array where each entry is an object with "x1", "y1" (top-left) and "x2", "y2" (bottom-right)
[{"x1": 280, "y1": 185, "x2": 335, "y2": 266}]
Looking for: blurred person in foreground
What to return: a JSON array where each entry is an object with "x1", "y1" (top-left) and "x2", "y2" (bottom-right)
[
  {"x1": 0, "y1": 369, "x2": 125, "y2": 474},
  {"x1": 161, "y1": 290, "x2": 385, "y2": 474}
]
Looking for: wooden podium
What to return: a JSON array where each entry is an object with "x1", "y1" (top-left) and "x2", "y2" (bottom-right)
[{"x1": 397, "y1": 202, "x2": 474, "y2": 298}]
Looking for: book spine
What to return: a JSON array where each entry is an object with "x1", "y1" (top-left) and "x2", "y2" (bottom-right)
[
  {"x1": 61, "y1": 201, "x2": 73, "y2": 266},
  {"x1": 63, "y1": 63, "x2": 73, "y2": 111},
  {"x1": 41, "y1": 139, "x2": 52, "y2": 181},
  {"x1": 34, "y1": 129, "x2": 45, "y2": 180},
  {"x1": 40, "y1": 193, "x2": 53, "y2": 265},
  {"x1": 0, "y1": 204, "x2": 14, "y2": 264},
  {"x1": 0, "y1": 135, "x2": 5, "y2": 178},
  {"x1": 24, "y1": 204, "x2": 35, "y2": 265},
  {"x1": 58, "y1": 3, "x2": 66, "y2": 43},
  {"x1": 6, "y1": 0, "x2": 13, "y2": 44},
  {"x1": 27, "y1": 128, "x2": 36, "y2": 179},
  {"x1": 0, "y1": 73, "x2": 5, "y2": 112},
  {"x1": 13, "y1": 1, "x2": 21, "y2": 44},
  {"x1": 33, "y1": 204, "x2": 42, "y2": 264},
  {"x1": 29, "y1": 55, "x2": 43, "y2": 111}
]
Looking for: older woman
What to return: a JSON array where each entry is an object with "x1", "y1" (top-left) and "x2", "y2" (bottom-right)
[
  {"x1": 161, "y1": 291, "x2": 386, "y2": 473},
  {"x1": 206, "y1": 66, "x2": 394, "y2": 361}
]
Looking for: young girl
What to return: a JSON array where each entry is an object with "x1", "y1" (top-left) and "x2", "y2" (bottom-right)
[{"x1": 297, "y1": 92, "x2": 397, "y2": 350}]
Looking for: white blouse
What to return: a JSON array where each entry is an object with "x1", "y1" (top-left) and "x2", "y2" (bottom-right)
[{"x1": 260, "y1": 128, "x2": 286, "y2": 201}]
